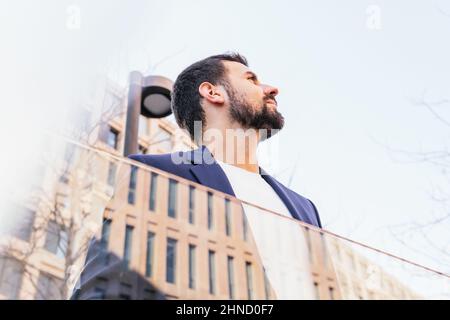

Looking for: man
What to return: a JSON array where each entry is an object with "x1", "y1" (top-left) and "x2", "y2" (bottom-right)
[
  {"x1": 72, "y1": 53, "x2": 321, "y2": 300},
  {"x1": 129, "y1": 53, "x2": 322, "y2": 228}
]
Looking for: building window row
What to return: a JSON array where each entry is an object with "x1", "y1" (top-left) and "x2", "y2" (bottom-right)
[
  {"x1": 108, "y1": 224, "x2": 254, "y2": 299},
  {"x1": 125, "y1": 168, "x2": 246, "y2": 240}
]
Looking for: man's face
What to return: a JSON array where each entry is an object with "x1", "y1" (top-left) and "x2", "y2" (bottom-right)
[{"x1": 222, "y1": 61, "x2": 284, "y2": 139}]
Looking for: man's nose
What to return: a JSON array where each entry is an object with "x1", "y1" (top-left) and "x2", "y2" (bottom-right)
[{"x1": 262, "y1": 84, "x2": 279, "y2": 97}]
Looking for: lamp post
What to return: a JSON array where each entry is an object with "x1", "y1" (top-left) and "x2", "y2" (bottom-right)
[{"x1": 123, "y1": 71, "x2": 173, "y2": 156}]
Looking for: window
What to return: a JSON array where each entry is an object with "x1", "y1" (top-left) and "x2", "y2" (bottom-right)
[
  {"x1": 227, "y1": 256, "x2": 234, "y2": 299},
  {"x1": 208, "y1": 250, "x2": 216, "y2": 295},
  {"x1": 149, "y1": 172, "x2": 158, "y2": 211},
  {"x1": 145, "y1": 232, "x2": 155, "y2": 277},
  {"x1": 313, "y1": 282, "x2": 320, "y2": 300},
  {"x1": 143, "y1": 288, "x2": 156, "y2": 300},
  {"x1": 166, "y1": 238, "x2": 177, "y2": 284},
  {"x1": 10, "y1": 207, "x2": 35, "y2": 242},
  {"x1": 207, "y1": 192, "x2": 213, "y2": 230},
  {"x1": 188, "y1": 244, "x2": 196, "y2": 289},
  {"x1": 128, "y1": 166, "x2": 138, "y2": 205},
  {"x1": 106, "y1": 127, "x2": 119, "y2": 150},
  {"x1": 100, "y1": 219, "x2": 112, "y2": 251},
  {"x1": 168, "y1": 179, "x2": 178, "y2": 218},
  {"x1": 245, "y1": 261, "x2": 253, "y2": 300},
  {"x1": 119, "y1": 282, "x2": 132, "y2": 300},
  {"x1": 93, "y1": 277, "x2": 108, "y2": 300},
  {"x1": 35, "y1": 273, "x2": 63, "y2": 300},
  {"x1": 44, "y1": 221, "x2": 68, "y2": 258},
  {"x1": 263, "y1": 268, "x2": 271, "y2": 300},
  {"x1": 225, "y1": 199, "x2": 231, "y2": 236},
  {"x1": 107, "y1": 162, "x2": 117, "y2": 187},
  {"x1": 100, "y1": 219, "x2": 112, "y2": 266},
  {"x1": 188, "y1": 186, "x2": 195, "y2": 224},
  {"x1": 242, "y1": 210, "x2": 248, "y2": 241},
  {"x1": 123, "y1": 225, "x2": 134, "y2": 270},
  {"x1": 0, "y1": 257, "x2": 23, "y2": 299},
  {"x1": 328, "y1": 286, "x2": 335, "y2": 300}
]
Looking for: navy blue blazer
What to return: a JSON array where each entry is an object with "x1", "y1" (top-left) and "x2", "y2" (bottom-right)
[{"x1": 129, "y1": 145, "x2": 322, "y2": 228}]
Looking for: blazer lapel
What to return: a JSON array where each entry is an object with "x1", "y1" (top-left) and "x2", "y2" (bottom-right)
[
  {"x1": 260, "y1": 168, "x2": 305, "y2": 222},
  {"x1": 187, "y1": 146, "x2": 236, "y2": 197}
]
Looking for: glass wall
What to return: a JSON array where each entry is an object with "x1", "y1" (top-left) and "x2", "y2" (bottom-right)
[{"x1": 0, "y1": 137, "x2": 448, "y2": 300}]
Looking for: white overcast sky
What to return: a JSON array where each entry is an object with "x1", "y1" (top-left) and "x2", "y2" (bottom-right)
[{"x1": 1, "y1": 0, "x2": 449, "y2": 285}]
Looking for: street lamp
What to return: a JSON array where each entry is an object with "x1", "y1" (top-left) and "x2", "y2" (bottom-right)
[{"x1": 123, "y1": 71, "x2": 173, "y2": 156}]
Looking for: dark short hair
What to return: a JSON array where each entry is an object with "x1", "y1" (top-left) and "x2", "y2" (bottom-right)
[{"x1": 171, "y1": 52, "x2": 248, "y2": 143}]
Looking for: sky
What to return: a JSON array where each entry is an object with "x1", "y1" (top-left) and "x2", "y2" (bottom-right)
[{"x1": 1, "y1": 0, "x2": 449, "y2": 291}]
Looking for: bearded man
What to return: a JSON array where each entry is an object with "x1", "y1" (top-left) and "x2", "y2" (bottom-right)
[{"x1": 129, "y1": 53, "x2": 322, "y2": 228}]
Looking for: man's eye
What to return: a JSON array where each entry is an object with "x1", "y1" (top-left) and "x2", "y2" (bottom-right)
[{"x1": 248, "y1": 77, "x2": 256, "y2": 82}]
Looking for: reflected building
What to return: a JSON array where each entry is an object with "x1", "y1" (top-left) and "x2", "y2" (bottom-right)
[
  {"x1": 327, "y1": 237, "x2": 420, "y2": 300},
  {"x1": 0, "y1": 77, "x2": 423, "y2": 300}
]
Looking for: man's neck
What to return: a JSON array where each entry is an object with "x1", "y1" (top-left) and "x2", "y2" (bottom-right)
[{"x1": 203, "y1": 125, "x2": 260, "y2": 174}]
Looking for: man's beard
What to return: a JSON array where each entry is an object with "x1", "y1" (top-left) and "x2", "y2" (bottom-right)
[{"x1": 226, "y1": 85, "x2": 285, "y2": 140}]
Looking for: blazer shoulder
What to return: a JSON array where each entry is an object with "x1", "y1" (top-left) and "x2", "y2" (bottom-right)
[
  {"x1": 276, "y1": 180, "x2": 323, "y2": 228},
  {"x1": 271, "y1": 177, "x2": 311, "y2": 203},
  {"x1": 128, "y1": 152, "x2": 170, "y2": 165},
  {"x1": 127, "y1": 150, "x2": 197, "y2": 177}
]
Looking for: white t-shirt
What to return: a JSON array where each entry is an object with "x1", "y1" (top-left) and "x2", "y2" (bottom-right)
[{"x1": 216, "y1": 160, "x2": 315, "y2": 299}]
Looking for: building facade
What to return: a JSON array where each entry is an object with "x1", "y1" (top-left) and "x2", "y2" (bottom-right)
[{"x1": 0, "y1": 78, "x2": 421, "y2": 300}]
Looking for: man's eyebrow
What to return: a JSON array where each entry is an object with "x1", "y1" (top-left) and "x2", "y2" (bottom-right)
[{"x1": 244, "y1": 71, "x2": 259, "y2": 80}]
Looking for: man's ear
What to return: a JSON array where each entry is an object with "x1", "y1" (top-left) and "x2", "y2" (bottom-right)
[{"x1": 199, "y1": 82, "x2": 225, "y2": 105}]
